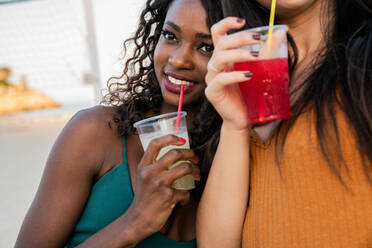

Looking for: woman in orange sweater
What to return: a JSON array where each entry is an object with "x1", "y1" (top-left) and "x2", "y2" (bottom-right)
[{"x1": 197, "y1": 0, "x2": 372, "y2": 247}]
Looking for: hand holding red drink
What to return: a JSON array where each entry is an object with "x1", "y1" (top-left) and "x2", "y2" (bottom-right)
[
  {"x1": 206, "y1": 4, "x2": 291, "y2": 127},
  {"x1": 205, "y1": 17, "x2": 262, "y2": 131}
]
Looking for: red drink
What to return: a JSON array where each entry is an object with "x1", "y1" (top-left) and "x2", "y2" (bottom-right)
[{"x1": 234, "y1": 58, "x2": 290, "y2": 124}]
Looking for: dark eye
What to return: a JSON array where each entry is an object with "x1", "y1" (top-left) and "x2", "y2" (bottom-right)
[
  {"x1": 198, "y1": 42, "x2": 214, "y2": 54},
  {"x1": 161, "y1": 29, "x2": 177, "y2": 41}
]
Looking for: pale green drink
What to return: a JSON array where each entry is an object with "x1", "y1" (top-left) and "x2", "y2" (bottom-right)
[{"x1": 134, "y1": 112, "x2": 195, "y2": 190}]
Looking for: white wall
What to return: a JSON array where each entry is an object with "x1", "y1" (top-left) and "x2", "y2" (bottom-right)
[
  {"x1": 0, "y1": 0, "x2": 145, "y2": 105},
  {"x1": 0, "y1": 0, "x2": 93, "y2": 104},
  {"x1": 92, "y1": 0, "x2": 145, "y2": 92}
]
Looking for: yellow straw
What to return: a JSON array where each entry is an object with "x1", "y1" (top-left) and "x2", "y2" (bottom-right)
[{"x1": 267, "y1": 0, "x2": 277, "y2": 50}]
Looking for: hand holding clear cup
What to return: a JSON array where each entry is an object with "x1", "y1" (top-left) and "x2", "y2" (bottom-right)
[
  {"x1": 128, "y1": 132, "x2": 199, "y2": 237},
  {"x1": 134, "y1": 111, "x2": 197, "y2": 190}
]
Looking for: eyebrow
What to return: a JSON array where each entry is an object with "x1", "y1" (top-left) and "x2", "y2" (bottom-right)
[
  {"x1": 196, "y1": 33, "x2": 212, "y2": 39},
  {"x1": 165, "y1": 21, "x2": 181, "y2": 32},
  {"x1": 165, "y1": 21, "x2": 212, "y2": 40}
]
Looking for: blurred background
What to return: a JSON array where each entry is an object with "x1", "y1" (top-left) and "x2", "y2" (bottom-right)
[{"x1": 0, "y1": 0, "x2": 145, "y2": 246}]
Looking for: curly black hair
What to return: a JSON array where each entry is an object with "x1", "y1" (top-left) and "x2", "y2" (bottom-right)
[{"x1": 102, "y1": 0, "x2": 224, "y2": 201}]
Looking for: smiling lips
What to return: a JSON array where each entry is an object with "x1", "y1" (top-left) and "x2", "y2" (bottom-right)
[{"x1": 163, "y1": 73, "x2": 197, "y2": 94}]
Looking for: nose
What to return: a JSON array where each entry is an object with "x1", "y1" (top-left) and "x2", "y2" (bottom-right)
[{"x1": 168, "y1": 44, "x2": 194, "y2": 70}]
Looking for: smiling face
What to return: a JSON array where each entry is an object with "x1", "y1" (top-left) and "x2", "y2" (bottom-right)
[{"x1": 154, "y1": 0, "x2": 213, "y2": 107}]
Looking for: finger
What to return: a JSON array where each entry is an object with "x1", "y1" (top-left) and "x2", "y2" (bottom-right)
[
  {"x1": 207, "y1": 49, "x2": 258, "y2": 76},
  {"x1": 141, "y1": 134, "x2": 186, "y2": 168},
  {"x1": 206, "y1": 70, "x2": 253, "y2": 88},
  {"x1": 211, "y1": 17, "x2": 246, "y2": 45},
  {"x1": 205, "y1": 71, "x2": 252, "y2": 104},
  {"x1": 216, "y1": 30, "x2": 261, "y2": 51},
  {"x1": 162, "y1": 162, "x2": 200, "y2": 185},
  {"x1": 154, "y1": 148, "x2": 197, "y2": 171},
  {"x1": 172, "y1": 190, "x2": 190, "y2": 206}
]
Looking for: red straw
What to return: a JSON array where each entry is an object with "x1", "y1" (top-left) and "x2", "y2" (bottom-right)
[{"x1": 175, "y1": 85, "x2": 184, "y2": 134}]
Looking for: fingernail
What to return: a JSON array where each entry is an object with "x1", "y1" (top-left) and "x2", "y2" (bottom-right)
[
  {"x1": 244, "y1": 72, "x2": 253, "y2": 78},
  {"x1": 250, "y1": 51, "x2": 259, "y2": 57},
  {"x1": 196, "y1": 156, "x2": 200, "y2": 164},
  {"x1": 252, "y1": 33, "x2": 261, "y2": 40},
  {"x1": 236, "y1": 18, "x2": 244, "y2": 23},
  {"x1": 179, "y1": 137, "x2": 186, "y2": 143}
]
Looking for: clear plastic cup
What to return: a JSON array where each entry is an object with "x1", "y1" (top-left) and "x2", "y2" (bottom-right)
[
  {"x1": 133, "y1": 112, "x2": 194, "y2": 190},
  {"x1": 234, "y1": 25, "x2": 291, "y2": 124}
]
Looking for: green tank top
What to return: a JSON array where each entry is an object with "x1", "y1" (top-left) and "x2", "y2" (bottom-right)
[{"x1": 65, "y1": 137, "x2": 196, "y2": 248}]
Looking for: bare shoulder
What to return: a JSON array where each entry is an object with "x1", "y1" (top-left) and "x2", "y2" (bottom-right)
[
  {"x1": 14, "y1": 105, "x2": 122, "y2": 247},
  {"x1": 61, "y1": 105, "x2": 120, "y2": 142},
  {"x1": 68, "y1": 105, "x2": 118, "y2": 133},
  {"x1": 50, "y1": 105, "x2": 121, "y2": 173}
]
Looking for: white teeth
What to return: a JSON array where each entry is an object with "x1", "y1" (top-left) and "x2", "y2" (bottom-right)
[{"x1": 167, "y1": 75, "x2": 194, "y2": 86}]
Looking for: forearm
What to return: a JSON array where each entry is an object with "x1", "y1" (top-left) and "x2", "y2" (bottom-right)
[
  {"x1": 197, "y1": 123, "x2": 250, "y2": 248},
  {"x1": 76, "y1": 206, "x2": 149, "y2": 248}
]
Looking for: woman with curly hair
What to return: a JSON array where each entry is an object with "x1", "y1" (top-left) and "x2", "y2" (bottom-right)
[
  {"x1": 198, "y1": 0, "x2": 372, "y2": 247},
  {"x1": 15, "y1": 0, "x2": 223, "y2": 247}
]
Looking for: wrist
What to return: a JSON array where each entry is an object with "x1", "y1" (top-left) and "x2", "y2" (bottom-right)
[
  {"x1": 119, "y1": 207, "x2": 152, "y2": 245},
  {"x1": 221, "y1": 122, "x2": 250, "y2": 136}
]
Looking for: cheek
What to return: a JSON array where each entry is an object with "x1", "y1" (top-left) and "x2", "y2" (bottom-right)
[
  {"x1": 154, "y1": 42, "x2": 168, "y2": 73},
  {"x1": 198, "y1": 58, "x2": 210, "y2": 84}
]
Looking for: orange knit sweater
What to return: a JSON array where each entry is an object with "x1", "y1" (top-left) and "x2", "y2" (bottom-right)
[{"x1": 242, "y1": 108, "x2": 372, "y2": 247}]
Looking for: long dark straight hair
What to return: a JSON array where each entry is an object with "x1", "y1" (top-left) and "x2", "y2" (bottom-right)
[{"x1": 219, "y1": 0, "x2": 372, "y2": 184}]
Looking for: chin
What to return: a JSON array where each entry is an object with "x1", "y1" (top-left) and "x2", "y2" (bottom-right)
[
  {"x1": 160, "y1": 86, "x2": 204, "y2": 108},
  {"x1": 160, "y1": 91, "x2": 181, "y2": 108},
  {"x1": 162, "y1": 96, "x2": 179, "y2": 107},
  {"x1": 162, "y1": 94, "x2": 204, "y2": 110},
  {"x1": 257, "y1": 0, "x2": 317, "y2": 14}
]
